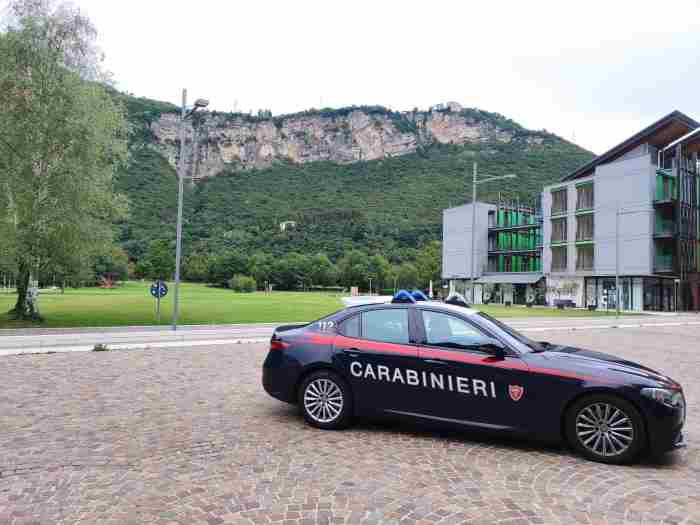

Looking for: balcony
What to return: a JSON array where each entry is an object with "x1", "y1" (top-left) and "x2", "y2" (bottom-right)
[
  {"x1": 654, "y1": 222, "x2": 678, "y2": 238},
  {"x1": 654, "y1": 169, "x2": 677, "y2": 205},
  {"x1": 654, "y1": 254, "x2": 675, "y2": 273}
]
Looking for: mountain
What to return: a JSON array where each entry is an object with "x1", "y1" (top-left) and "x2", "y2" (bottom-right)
[{"x1": 112, "y1": 92, "x2": 594, "y2": 261}]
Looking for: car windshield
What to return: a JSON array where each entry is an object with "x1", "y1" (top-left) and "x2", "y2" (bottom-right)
[{"x1": 475, "y1": 312, "x2": 546, "y2": 353}]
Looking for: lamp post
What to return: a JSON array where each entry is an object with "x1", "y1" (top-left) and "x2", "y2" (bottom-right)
[
  {"x1": 469, "y1": 162, "x2": 516, "y2": 304},
  {"x1": 172, "y1": 89, "x2": 209, "y2": 331}
]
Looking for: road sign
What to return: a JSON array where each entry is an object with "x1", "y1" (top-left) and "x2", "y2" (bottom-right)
[{"x1": 150, "y1": 281, "x2": 168, "y2": 299}]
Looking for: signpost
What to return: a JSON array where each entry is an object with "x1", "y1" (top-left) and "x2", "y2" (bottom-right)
[{"x1": 150, "y1": 281, "x2": 168, "y2": 324}]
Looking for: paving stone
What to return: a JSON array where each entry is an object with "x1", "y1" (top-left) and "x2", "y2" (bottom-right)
[{"x1": 0, "y1": 326, "x2": 698, "y2": 524}]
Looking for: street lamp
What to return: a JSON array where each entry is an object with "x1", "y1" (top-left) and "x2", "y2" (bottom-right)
[
  {"x1": 172, "y1": 89, "x2": 209, "y2": 331},
  {"x1": 469, "y1": 162, "x2": 516, "y2": 304}
]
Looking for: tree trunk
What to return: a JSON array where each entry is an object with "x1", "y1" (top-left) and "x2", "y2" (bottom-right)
[{"x1": 9, "y1": 261, "x2": 41, "y2": 321}]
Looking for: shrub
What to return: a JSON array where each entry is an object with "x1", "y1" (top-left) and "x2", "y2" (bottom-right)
[{"x1": 229, "y1": 274, "x2": 256, "y2": 293}]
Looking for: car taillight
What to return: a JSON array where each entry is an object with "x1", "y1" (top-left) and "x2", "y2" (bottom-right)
[{"x1": 270, "y1": 340, "x2": 289, "y2": 351}]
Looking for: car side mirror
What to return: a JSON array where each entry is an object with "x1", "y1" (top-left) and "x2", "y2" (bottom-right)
[{"x1": 479, "y1": 338, "x2": 506, "y2": 359}]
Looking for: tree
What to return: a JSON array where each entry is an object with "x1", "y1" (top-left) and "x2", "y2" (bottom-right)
[
  {"x1": 93, "y1": 246, "x2": 129, "y2": 285},
  {"x1": 272, "y1": 253, "x2": 312, "y2": 290},
  {"x1": 367, "y1": 254, "x2": 391, "y2": 291},
  {"x1": 396, "y1": 262, "x2": 419, "y2": 290},
  {"x1": 136, "y1": 240, "x2": 174, "y2": 281},
  {"x1": 228, "y1": 274, "x2": 256, "y2": 293},
  {"x1": 207, "y1": 251, "x2": 250, "y2": 287},
  {"x1": 182, "y1": 253, "x2": 210, "y2": 282},
  {"x1": 416, "y1": 241, "x2": 442, "y2": 288},
  {"x1": 0, "y1": 1, "x2": 127, "y2": 319},
  {"x1": 337, "y1": 250, "x2": 370, "y2": 289},
  {"x1": 248, "y1": 252, "x2": 274, "y2": 288},
  {"x1": 309, "y1": 253, "x2": 337, "y2": 287}
]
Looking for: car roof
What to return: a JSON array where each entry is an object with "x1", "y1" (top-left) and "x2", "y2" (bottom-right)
[{"x1": 339, "y1": 301, "x2": 480, "y2": 318}]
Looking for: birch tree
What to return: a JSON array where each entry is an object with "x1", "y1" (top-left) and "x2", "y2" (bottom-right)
[{"x1": 0, "y1": 0, "x2": 127, "y2": 319}]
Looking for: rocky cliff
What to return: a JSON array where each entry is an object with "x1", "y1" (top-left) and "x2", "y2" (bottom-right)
[{"x1": 148, "y1": 103, "x2": 550, "y2": 181}]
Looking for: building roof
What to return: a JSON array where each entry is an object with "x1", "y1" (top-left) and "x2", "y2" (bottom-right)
[
  {"x1": 663, "y1": 126, "x2": 700, "y2": 152},
  {"x1": 561, "y1": 111, "x2": 700, "y2": 182}
]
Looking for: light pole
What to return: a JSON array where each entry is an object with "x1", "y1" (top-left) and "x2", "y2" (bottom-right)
[
  {"x1": 172, "y1": 89, "x2": 209, "y2": 331},
  {"x1": 469, "y1": 162, "x2": 516, "y2": 304}
]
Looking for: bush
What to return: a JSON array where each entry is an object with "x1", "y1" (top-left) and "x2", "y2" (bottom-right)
[{"x1": 229, "y1": 274, "x2": 256, "y2": 293}]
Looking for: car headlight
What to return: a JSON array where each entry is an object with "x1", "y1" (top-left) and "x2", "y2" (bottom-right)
[{"x1": 641, "y1": 388, "x2": 684, "y2": 409}]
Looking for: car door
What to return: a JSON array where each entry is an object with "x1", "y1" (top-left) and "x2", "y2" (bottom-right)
[
  {"x1": 334, "y1": 307, "x2": 422, "y2": 415},
  {"x1": 414, "y1": 308, "x2": 533, "y2": 432}
]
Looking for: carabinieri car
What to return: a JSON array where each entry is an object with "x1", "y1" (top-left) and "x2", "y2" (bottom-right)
[{"x1": 262, "y1": 291, "x2": 686, "y2": 464}]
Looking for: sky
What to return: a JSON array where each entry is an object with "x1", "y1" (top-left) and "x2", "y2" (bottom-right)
[{"x1": 68, "y1": 0, "x2": 700, "y2": 154}]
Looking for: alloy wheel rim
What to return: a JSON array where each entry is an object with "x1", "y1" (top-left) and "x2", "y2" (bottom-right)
[
  {"x1": 304, "y1": 378, "x2": 344, "y2": 423},
  {"x1": 576, "y1": 402, "x2": 634, "y2": 457}
]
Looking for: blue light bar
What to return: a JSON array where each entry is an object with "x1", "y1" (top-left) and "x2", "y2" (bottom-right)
[
  {"x1": 411, "y1": 290, "x2": 429, "y2": 302},
  {"x1": 392, "y1": 289, "x2": 416, "y2": 304}
]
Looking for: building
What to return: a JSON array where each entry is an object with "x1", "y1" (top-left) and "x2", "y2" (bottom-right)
[
  {"x1": 442, "y1": 111, "x2": 700, "y2": 311},
  {"x1": 442, "y1": 200, "x2": 545, "y2": 305}
]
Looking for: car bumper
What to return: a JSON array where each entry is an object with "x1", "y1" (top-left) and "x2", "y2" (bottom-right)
[{"x1": 643, "y1": 397, "x2": 686, "y2": 455}]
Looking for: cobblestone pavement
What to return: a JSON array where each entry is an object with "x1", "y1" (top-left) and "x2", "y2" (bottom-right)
[{"x1": 1, "y1": 325, "x2": 698, "y2": 525}]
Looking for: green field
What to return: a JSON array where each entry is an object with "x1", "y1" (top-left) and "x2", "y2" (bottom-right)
[{"x1": 0, "y1": 282, "x2": 633, "y2": 329}]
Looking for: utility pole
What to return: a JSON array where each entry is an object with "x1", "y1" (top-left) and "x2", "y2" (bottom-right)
[
  {"x1": 470, "y1": 162, "x2": 477, "y2": 304},
  {"x1": 615, "y1": 204, "x2": 620, "y2": 318},
  {"x1": 172, "y1": 90, "x2": 209, "y2": 331},
  {"x1": 468, "y1": 162, "x2": 517, "y2": 305},
  {"x1": 172, "y1": 88, "x2": 187, "y2": 331}
]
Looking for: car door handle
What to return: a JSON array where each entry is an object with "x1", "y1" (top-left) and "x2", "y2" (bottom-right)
[
  {"x1": 343, "y1": 348, "x2": 361, "y2": 357},
  {"x1": 423, "y1": 359, "x2": 448, "y2": 366}
]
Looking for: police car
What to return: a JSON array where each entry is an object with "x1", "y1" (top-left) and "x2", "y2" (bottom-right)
[{"x1": 262, "y1": 291, "x2": 686, "y2": 464}]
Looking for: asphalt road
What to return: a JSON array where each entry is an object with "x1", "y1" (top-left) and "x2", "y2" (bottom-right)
[{"x1": 1, "y1": 322, "x2": 698, "y2": 524}]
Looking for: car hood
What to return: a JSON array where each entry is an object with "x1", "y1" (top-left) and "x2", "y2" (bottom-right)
[{"x1": 537, "y1": 345, "x2": 680, "y2": 387}]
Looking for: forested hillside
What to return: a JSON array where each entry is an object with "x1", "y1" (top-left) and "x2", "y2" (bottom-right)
[{"x1": 111, "y1": 92, "x2": 594, "y2": 288}]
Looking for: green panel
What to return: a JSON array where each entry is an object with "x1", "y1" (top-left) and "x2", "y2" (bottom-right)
[
  {"x1": 498, "y1": 255, "x2": 504, "y2": 272},
  {"x1": 656, "y1": 174, "x2": 663, "y2": 200}
]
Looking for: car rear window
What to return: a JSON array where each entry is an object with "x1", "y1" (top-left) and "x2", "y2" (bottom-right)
[
  {"x1": 339, "y1": 315, "x2": 360, "y2": 337},
  {"x1": 361, "y1": 309, "x2": 409, "y2": 344}
]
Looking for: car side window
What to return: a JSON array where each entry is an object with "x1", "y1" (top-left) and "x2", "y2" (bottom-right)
[
  {"x1": 361, "y1": 309, "x2": 410, "y2": 344},
  {"x1": 339, "y1": 314, "x2": 360, "y2": 337},
  {"x1": 422, "y1": 310, "x2": 491, "y2": 349}
]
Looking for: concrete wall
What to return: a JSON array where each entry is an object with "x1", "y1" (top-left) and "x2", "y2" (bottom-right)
[
  {"x1": 442, "y1": 202, "x2": 495, "y2": 279},
  {"x1": 594, "y1": 154, "x2": 655, "y2": 276}
]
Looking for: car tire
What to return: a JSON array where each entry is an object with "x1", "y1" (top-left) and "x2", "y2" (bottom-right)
[
  {"x1": 566, "y1": 394, "x2": 646, "y2": 465},
  {"x1": 298, "y1": 370, "x2": 353, "y2": 430}
]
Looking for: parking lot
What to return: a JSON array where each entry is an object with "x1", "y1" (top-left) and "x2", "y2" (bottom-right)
[{"x1": 1, "y1": 324, "x2": 698, "y2": 525}]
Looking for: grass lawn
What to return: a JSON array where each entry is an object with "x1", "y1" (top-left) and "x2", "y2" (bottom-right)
[{"x1": 0, "y1": 282, "x2": 637, "y2": 329}]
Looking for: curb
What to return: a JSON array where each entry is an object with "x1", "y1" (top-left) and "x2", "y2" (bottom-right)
[{"x1": 0, "y1": 337, "x2": 269, "y2": 357}]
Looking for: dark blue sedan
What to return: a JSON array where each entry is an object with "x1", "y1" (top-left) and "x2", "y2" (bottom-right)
[{"x1": 263, "y1": 292, "x2": 686, "y2": 464}]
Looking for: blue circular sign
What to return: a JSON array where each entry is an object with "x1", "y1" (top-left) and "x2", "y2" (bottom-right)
[{"x1": 150, "y1": 281, "x2": 168, "y2": 299}]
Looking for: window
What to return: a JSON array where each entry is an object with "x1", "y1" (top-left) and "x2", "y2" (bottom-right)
[
  {"x1": 422, "y1": 310, "x2": 490, "y2": 349},
  {"x1": 339, "y1": 315, "x2": 360, "y2": 337},
  {"x1": 576, "y1": 214, "x2": 594, "y2": 241},
  {"x1": 551, "y1": 218, "x2": 567, "y2": 243},
  {"x1": 576, "y1": 245, "x2": 594, "y2": 271},
  {"x1": 361, "y1": 309, "x2": 409, "y2": 344},
  {"x1": 551, "y1": 189, "x2": 567, "y2": 215},
  {"x1": 576, "y1": 184, "x2": 594, "y2": 210},
  {"x1": 552, "y1": 246, "x2": 567, "y2": 272}
]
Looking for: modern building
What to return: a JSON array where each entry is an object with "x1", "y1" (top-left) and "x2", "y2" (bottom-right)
[
  {"x1": 442, "y1": 111, "x2": 700, "y2": 311},
  {"x1": 442, "y1": 199, "x2": 545, "y2": 305}
]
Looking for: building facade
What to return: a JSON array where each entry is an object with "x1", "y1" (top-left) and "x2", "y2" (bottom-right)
[{"x1": 442, "y1": 111, "x2": 700, "y2": 311}]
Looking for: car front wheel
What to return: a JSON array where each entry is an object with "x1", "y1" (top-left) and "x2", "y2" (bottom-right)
[
  {"x1": 566, "y1": 394, "x2": 646, "y2": 464},
  {"x1": 298, "y1": 370, "x2": 353, "y2": 430}
]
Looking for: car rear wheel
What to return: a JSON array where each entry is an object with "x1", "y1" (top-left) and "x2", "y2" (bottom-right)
[
  {"x1": 566, "y1": 394, "x2": 646, "y2": 464},
  {"x1": 299, "y1": 370, "x2": 353, "y2": 430}
]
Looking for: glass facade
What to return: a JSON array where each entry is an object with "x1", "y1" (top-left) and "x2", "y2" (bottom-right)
[{"x1": 584, "y1": 276, "x2": 677, "y2": 312}]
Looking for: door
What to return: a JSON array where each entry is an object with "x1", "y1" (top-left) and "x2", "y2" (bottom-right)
[
  {"x1": 414, "y1": 309, "x2": 533, "y2": 431},
  {"x1": 334, "y1": 307, "x2": 421, "y2": 415}
]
